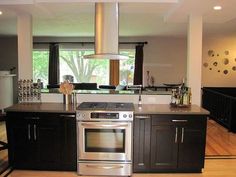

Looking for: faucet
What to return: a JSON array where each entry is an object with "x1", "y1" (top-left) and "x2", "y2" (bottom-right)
[{"x1": 127, "y1": 85, "x2": 142, "y2": 108}]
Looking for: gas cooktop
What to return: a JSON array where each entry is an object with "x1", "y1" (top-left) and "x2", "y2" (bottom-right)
[{"x1": 77, "y1": 102, "x2": 134, "y2": 111}]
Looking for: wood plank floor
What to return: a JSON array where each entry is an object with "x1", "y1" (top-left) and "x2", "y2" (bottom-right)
[
  {"x1": 205, "y1": 119, "x2": 236, "y2": 156},
  {"x1": 0, "y1": 121, "x2": 8, "y2": 174},
  {"x1": 6, "y1": 159, "x2": 236, "y2": 177}
]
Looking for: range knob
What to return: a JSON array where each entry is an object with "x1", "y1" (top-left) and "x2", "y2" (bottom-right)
[
  {"x1": 123, "y1": 114, "x2": 127, "y2": 118},
  {"x1": 129, "y1": 114, "x2": 133, "y2": 118}
]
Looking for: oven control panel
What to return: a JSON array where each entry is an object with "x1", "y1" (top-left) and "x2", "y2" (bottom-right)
[{"x1": 76, "y1": 111, "x2": 133, "y2": 121}]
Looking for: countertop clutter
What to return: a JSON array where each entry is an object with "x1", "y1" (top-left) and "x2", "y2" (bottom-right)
[{"x1": 5, "y1": 103, "x2": 209, "y2": 115}]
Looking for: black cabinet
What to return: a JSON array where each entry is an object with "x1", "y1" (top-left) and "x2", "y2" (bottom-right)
[
  {"x1": 6, "y1": 112, "x2": 76, "y2": 171},
  {"x1": 133, "y1": 114, "x2": 207, "y2": 173},
  {"x1": 133, "y1": 115, "x2": 151, "y2": 172}
]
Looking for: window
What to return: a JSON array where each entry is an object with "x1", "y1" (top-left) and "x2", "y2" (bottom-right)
[
  {"x1": 32, "y1": 44, "x2": 135, "y2": 87},
  {"x1": 119, "y1": 50, "x2": 135, "y2": 85},
  {"x1": 59, "y1": 50, "x2": 109, "y2": 85},
  {"x1": 32, "y1": 50, "x2": 49, "y2": 88}
]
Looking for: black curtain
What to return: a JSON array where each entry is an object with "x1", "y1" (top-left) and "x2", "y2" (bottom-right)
[
  {"x1": 133, "y1": 45, "x2": 144, "y2": 85},
  {"x1": 48, "y1": 43, "x2": 59, "y2": 85}
]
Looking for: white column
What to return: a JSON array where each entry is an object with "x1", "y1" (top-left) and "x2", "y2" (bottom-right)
[
  {"x1": 17, "y1": 13, "x2": 33, "y2": 79},
  {"x1": 187, "y1": 14, "x2": 202, "y2": 106}
]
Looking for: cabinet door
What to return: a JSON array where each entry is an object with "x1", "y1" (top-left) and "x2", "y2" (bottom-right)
[
  {"x1": 178, "y1": 117, "x2": 207, "y2": 171},
  {"x1": 133, "y1": 115, "x2": 151, "y2": 172},
  {"x1": 150, "y1": 124, "x2": 178, "y2": 171},
  {"x1": 7, "y1": 113, "x2": 38, "y2": 169},
  {"x1": 37, "y1": 113, "x2": 61, "y2": 170},
  {"x1": 60, "y1": 114, "x2": 77, "y2": 171}
]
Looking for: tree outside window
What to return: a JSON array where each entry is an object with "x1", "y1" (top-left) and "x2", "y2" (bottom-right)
[
  {"x1": 32, "y1": 50, "x2": 49, "y2": 88},
  {"x1": 60, "y1": 50, "x2": 109, "y2": 85},
  {"x1": 32, "y1": 47, "x2": 135, "y2": 88}
]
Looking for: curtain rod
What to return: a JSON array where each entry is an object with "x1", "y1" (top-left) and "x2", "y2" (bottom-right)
[{"x1": 33, "y1": 41, "x2": 148, "y2": 45}]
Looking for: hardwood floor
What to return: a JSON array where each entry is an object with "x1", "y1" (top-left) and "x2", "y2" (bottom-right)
[
  {"x1": 6, "y1": 159, "x2": 236, "y2": 177},
  {"x1": 205, "y1": 119, "x2": 236, "y2": 156},
  {"x1": 0, "y1": 121, "x2": 8, "y2": 174}
]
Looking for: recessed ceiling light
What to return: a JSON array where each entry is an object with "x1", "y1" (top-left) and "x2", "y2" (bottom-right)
[
  {"x1": 0, "y1": 11, "x2": 2, "y2": 15},
  {"x1": 213, "y1": 6, "x2": 222, "y2": 10}
]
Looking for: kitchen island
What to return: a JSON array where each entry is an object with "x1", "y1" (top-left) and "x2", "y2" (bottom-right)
[{"x1": 5, "y1": 103, "x2": 209, "y2": 173}]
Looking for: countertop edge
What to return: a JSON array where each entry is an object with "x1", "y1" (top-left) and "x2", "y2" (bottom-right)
[{"x1": 5, "y1": 103, "x2": 210, "y2": 115}]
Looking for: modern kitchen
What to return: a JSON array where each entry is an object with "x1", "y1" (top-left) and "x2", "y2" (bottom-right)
[{"x1": 0, "y1": 0, "x2": 236, "y2": 177}]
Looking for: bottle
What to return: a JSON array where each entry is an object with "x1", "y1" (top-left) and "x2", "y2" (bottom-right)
[
  {"x1": 171, "y1": 89, "x2": 176, "y2": 104},
  {"x1": 188, "y1": 88, "x2": 192, "y2": 105},
  {"x1": 183, "y1": 88, "x2": 188, "y2": 105}
]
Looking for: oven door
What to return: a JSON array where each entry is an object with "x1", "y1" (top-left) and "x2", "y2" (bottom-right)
[{"x1": 78, "y1": 121, "x2": 132, "y2": 161}]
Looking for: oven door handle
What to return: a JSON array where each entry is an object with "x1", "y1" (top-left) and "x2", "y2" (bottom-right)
[
  {"x1": 86, "y1": 164, "x2": 123, "y2": 169},
  {"x1": 80, "y1": 123, "x2": 129, "y2": 128}
]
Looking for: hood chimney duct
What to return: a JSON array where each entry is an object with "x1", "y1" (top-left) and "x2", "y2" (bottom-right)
[{"x1": 83, "y1": 3, "x2": 128, "y2": 60}]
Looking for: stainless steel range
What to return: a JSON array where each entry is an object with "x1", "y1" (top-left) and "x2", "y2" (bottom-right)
[{"x1": 76, "y1": 102, "x2": 134, "y2": 176}]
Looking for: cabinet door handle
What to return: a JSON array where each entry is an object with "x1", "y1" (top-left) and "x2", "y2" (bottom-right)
[
  {"x1": 181, "y1": 127, "x2": 185, "y2": 143},
  {"x1": 28, "y1": 124, "x2": 31, "y2": 140},
  {"x1": 33, "y1": 124, "x2": 37, "y2": 141},
  {"x1": 59, "y1": 114, "x2": 76, "y2": 118},
  {"x1": 25, "y1": 117, "x2": 40, "y2": 120},
  {"x1": 135, "y1": 115, "x2": 150, "y2": 119},
  {"x1": 172, "y1": 120, "x2": 188, "y2": 122},
  {"x1": 175, "y1": 127, "x2": 178, "y2": 143}
]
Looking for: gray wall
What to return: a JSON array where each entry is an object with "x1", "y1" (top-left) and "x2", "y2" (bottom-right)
[{"x1": 0, "y1": 36, "x2": 18, "y2": 103}]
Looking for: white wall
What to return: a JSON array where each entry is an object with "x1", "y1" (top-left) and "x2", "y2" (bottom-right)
[
  {"x1": 202, "y1": 35, "x2": 236, "y2": 87},
  {"x1": 141, "y1": 36, "x2": 187, "y2": 86}
]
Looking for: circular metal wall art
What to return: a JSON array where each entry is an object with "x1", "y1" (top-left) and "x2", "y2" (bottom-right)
[
  {"x1": 224, "y1": 50, "x2": 229, "y2": 55},
  {"x1": 223, "y1": 58, "x2": 229, "y2": 65},
  {"x1": 203, "y1": 63, "x2": 208, "y2": 67},
  {"x1": 208, "y1": 50, "x2": 214, "y2": 57},
  {"x1": 223, "y1": 70, "x2": 228, "y2": 75}
]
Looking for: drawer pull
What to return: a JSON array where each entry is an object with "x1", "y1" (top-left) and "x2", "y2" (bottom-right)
[
  {"x1": 175, "y1": 127, "x2": 178, "y2": 143},
  {"x1": 33, "y1": 124, "x2": 37, "y2": 141},
  {"x1": 28, "y1": 124, "x2": 31, "y2": 140},
  {"x1": 181, "y1": 127, "x2": 185, "y2": 143},
  {"x1": 172, "y1": 120, "x2": 188, "y2": 122},
  {"x1": 86, "y1": 164, "x2": 123, "y2": 169},
  {"x1": 25, "y1": 117, "x2": 40, "y2": 120},
  {"x1": 135, "y1": 115, "x2": 150, "y2": 119},
  {"x1": 59, "y1": 115, "x2": 76, "y2": 118},
  {"x1": 138, "y1": 163, "x2": 144, "y2": 166}
]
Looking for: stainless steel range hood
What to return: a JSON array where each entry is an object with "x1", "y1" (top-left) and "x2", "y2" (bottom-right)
[{"x1": 83, "y1": 3, "x2": 128, "y2": 60}]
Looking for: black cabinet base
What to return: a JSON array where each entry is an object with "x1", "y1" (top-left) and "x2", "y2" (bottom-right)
[{"x1": 134, "y1": 169, "x2": 202, "y2": 173}]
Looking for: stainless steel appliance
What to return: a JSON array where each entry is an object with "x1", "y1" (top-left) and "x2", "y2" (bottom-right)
[{"x1": 76, "y1": 102, "x2": 134, "y2": 176}]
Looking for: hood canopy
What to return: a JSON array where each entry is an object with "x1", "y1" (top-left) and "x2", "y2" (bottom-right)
[{"x1": 83, "y1": 3, "x2": 128, "y2": 60}]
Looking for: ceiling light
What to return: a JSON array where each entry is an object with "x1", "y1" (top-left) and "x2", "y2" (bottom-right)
[
  {"x1": 213, "y1": 6, "x2": 222, "y2": 10},
  {"x1": 0, "y1": 11, "x2": 2, "y2": 15}
]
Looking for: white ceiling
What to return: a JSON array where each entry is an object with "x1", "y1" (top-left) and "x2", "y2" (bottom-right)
[{"x1": 0, "y1": 0, "x2": 236, "y2": 37}]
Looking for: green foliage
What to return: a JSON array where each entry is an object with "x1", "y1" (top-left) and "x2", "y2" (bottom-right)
[{"x1": 32, "y1": 50, "x2": 49, "y2": 87}]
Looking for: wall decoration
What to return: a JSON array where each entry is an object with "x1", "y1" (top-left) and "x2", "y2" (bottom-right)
[
  {"x1": 223, "y1": 70, "x2": 228, "y2": 75},
  {"x1": 223, "y1": 58, "x2": 229, "y2": 65},
  {"x1": 203, "y1": 63, "x2": 208, "y2": 67},
  {"x1": 224, "y1": 50, "x2": 229, "y2": 55},
  {"x1": 208, "y1": 50, "x2": 214, "y2": 57},
  {"x1": 204, "y1": 49, "x2": 236, "y2": 76},
  {"x1": 213, "y1": 62, "x2": 218, "y2": 66}
]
